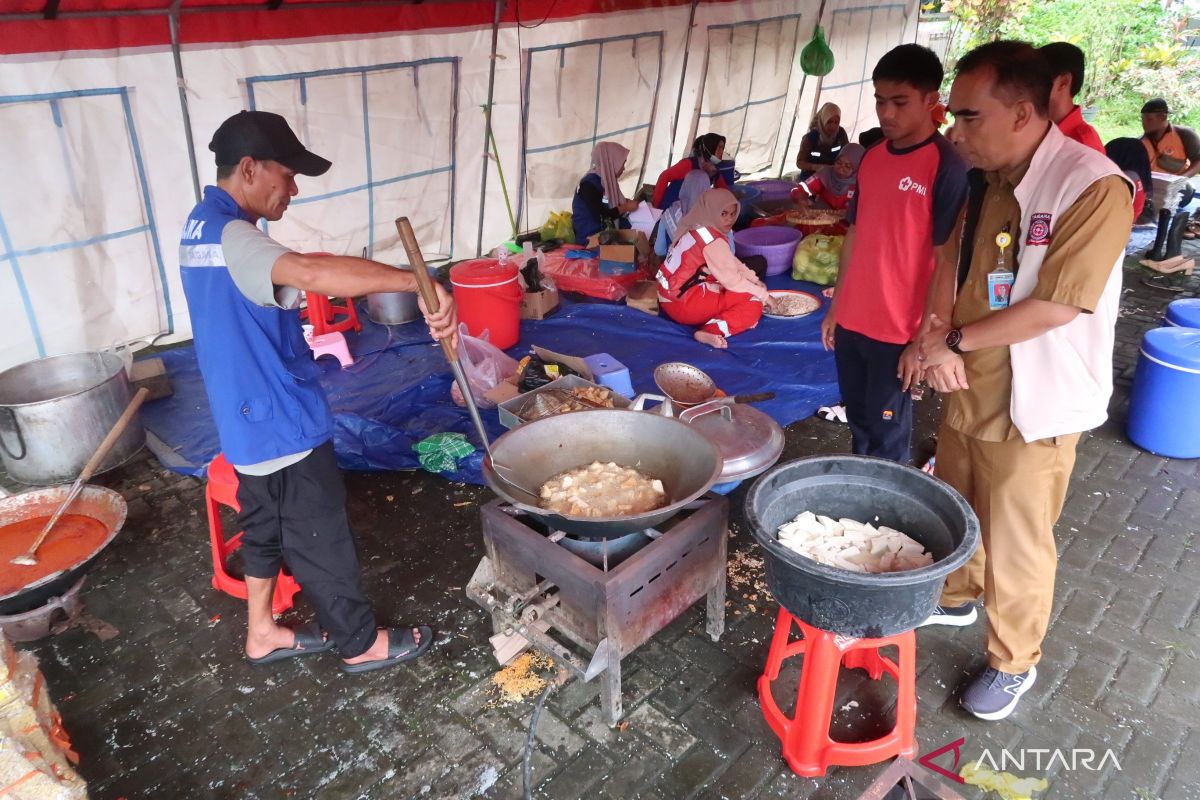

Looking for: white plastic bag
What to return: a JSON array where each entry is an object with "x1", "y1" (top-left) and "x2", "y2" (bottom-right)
[{"x1": 449, "y1": 323, "x2": 519, "y2": 408}]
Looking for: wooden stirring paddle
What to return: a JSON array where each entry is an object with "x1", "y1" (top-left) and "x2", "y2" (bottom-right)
[{"x1": 11, "y1": 387, "x2": 149, "y2": 567}]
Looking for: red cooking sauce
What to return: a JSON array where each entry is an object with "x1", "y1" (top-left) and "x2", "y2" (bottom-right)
[{"x1": 0, "y1": 515, "x2": 109, "y2": 595}]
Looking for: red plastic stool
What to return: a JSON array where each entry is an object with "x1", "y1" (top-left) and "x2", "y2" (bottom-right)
[
  {"x1": 758, "y1": 607, "x2": 917, "y2": 777},
  {"x1": 304, "y1": 292, "x2": 362, "y2": 336},
  {"x1": 204, "y1": 454, "x2": 301, "y2": 616},
  {"x1": 299, "y1": 252, "x2": 362, "y2": 337}
]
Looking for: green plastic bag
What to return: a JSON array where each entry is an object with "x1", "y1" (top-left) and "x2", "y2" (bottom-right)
[
  {"x1": 792, "y1": 234, "x2": 843, "y2": 285},
  {"x1": 800, "y1": 26, "x2": 835, "y2": 77},
  {"x1": 539, "y1": 210, "x2": 573, "y2": 243}
]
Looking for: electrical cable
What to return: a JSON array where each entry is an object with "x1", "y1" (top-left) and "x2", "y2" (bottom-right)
[
  {"x1": 513, "y1": 0, "x2": 558, "y2": 29},
  {"x1": 522, "y1": 680, "x2": 555, "y2": 800}
]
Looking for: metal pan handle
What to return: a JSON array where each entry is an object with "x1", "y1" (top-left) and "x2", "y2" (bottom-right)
[
  {"x1": 679, "y1": 399, "x2": 734, "y2": 424},
  {"x1": 0, "y1": 407, "x2": 26, "y2": 461}
]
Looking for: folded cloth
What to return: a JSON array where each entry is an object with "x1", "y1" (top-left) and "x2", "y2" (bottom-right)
[{"x1": 414, "y1": 433, "x2": 476, "y2": 473}]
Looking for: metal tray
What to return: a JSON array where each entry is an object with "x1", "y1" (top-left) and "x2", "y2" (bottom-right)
[{"x1": 497, "y1": 374, "x2": 631, "y2": 429}]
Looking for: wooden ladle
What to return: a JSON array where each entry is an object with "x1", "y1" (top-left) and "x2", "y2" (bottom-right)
[{"x1": 11, "y1": 387, "x2": 148, "y2": 567}]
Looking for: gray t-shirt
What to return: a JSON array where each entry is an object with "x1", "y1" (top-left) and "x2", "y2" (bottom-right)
[{"x1": 220, "y1": 220, "x2": 312, "y2": 476}]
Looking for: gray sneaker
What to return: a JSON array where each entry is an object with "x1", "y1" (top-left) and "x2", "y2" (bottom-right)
[
  {"x1": 960, "y1": 665, "x2": 1037, "y2": 721},
  {"x1": 919, "y1": 604, "x2": 978, "y2": 628}
]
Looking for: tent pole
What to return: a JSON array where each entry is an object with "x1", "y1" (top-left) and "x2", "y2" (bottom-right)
[
  {"x1": 667, "y1": 0, "x2": 699, "y2": 165},
  {"x1": 169, "y1": 0, "x2": 201, "y2": 203},
  {"x1": 476, "y1": 0, "x2": 505, "y2": 257},
  {"x1": 778, "y1": 0, "x2": 829, "y2": 178}
]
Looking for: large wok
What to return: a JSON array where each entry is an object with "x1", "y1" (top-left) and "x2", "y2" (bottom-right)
[
  {"x1": 481, "y1": 409, "x2": 724, "y2": 539},
  {"x1": 0, "y1": 485, "x2": 126, "y2": 615}
]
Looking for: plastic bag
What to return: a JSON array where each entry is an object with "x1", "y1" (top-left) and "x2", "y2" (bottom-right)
[
  {"x1": 518, "y1": 353, "x2": 582, "y2": 392},
  {"x1": 539, "y1": 210, "x2": 574, "y2": 243},
  {"x1": 449, "y1": 324, "x2": 519, "y2": 408},
  {"x1": 800, "y1": 26, "x2": 835, "y2": 77},
  {"x1": 792, "y1": 234, "x2": 844, "y2": 285}
]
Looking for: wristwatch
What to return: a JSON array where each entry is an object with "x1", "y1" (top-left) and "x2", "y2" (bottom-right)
[{"x1": 945, "y1": 328, "x2": 964, "y2": 355}]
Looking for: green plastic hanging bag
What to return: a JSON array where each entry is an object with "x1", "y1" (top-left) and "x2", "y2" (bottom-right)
[{"x1": 800, "y1": 26, "x2": 835, "y2": 77}]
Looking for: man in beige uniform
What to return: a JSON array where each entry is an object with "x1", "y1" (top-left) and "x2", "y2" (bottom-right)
[{"x1": 916, "y1": 41, "x2": 1132, "y2": 721}]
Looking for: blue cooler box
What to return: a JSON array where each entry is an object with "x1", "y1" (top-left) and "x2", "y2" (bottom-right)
[
  {"x1": 1128, "y1": 327, "x2": 1200, "y2": 458},
  {"x1": 1165, "y1": 298, "x2": 1200, "y2": 329}
]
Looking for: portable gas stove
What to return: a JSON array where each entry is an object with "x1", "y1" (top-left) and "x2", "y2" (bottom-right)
[{"x1": 466, "y1": 494, "x2": 728, "y2": 725}]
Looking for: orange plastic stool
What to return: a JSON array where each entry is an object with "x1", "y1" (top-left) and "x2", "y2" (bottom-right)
[
  {"x1": 204, "y1": 454, "x2": 301, "y2": 616},
  {"x1": 758, "y1": 607, "x2": 917, "y2": 777}
]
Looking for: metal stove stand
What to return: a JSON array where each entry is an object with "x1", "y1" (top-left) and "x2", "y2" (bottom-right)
[{"x1": 467, "y1": 495, "x2": 728, "y2": 725}]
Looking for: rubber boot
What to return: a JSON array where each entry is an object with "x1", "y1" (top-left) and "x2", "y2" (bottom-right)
[
  {"x1": 1165, "y1": 211, "x2": 1192, "y2": 260},
  {"x1": 1148, "y1": 207, "x2": 1172, "y2": 260}
]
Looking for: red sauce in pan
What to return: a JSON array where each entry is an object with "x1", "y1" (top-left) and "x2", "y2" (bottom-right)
[{"x1": 0, "y1": 515, "x2": 109, "y2": 595}]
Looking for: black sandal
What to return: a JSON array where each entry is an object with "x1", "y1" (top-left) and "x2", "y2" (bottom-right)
[
  {"x1": 340, "y1": 626, "x2": 433, "y2": 674},
  {"x1": 246, "y1": 623, "x2": 335, "y2": 665}
]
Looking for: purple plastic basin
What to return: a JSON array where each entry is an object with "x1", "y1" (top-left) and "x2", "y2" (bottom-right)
[
  {"x1": 734, "y1": 226, "x2": 802, "y2": 276},
  {"x1": 746, "y1": 179, "x2": 799, "y2": 203}
]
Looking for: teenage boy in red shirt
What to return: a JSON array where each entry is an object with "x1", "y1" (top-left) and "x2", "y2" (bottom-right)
[{"x1": 821, "y1": 44, "x2": 969, "y2": 463}]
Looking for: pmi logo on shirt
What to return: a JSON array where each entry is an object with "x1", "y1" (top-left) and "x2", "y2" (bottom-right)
[{"x1": 897, "y1": 176, "x2": 929, "y2": 196}]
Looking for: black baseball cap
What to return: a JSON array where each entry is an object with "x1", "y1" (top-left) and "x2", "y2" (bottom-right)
[
  {"x1": 1141, "y1": 98, "x2": 1170, "y2": 115},
  {"x1": 209, "y1": 110, "x2": 332, "y2": 176}
]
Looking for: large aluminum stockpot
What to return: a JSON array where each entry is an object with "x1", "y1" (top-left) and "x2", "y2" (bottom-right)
[{"x1": 0, "y1": 352, "x2": 145, "y2": 485}]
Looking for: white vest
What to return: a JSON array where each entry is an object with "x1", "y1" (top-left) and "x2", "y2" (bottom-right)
[{"x1": 1008, "y1": 124, "x2": 1130, "y2": 442}]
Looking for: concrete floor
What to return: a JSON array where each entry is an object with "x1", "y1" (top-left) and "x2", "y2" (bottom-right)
[{"x1": 15, "y1": 240, "x2": 1200, "y2": 799}]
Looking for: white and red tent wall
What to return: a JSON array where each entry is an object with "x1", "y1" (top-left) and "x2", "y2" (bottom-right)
[{"x1": 0, "y1": 0, "x2": 918, "y2": 368}]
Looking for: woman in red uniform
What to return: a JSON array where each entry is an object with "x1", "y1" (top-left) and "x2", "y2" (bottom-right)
[
  {"x1": 652, "y1": 133, "x2": 728, "y2": 209},
  {"x1": 656, "y1": 188, "x2": 774, "y2": 349},
  {"x1": 790, "y1": 143, "x2": 865, "y2": 211}
]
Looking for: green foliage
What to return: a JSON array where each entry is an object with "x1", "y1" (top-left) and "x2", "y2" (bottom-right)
[{"x1": 942, "y1": 0, "x2": 1200, "y2": 145}]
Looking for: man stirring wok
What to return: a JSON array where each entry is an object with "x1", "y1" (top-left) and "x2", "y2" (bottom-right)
[{"x1": 179, "y1": 111, "x2": 457, "y2": 673}]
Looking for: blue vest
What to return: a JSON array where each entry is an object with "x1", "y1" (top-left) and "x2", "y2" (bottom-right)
[
  {"x1": 571, "y1": 173, "x2": 631, "y2": 244},
  {"x1": 179, "y1": 186, "x2": 333, "y2": 465}
]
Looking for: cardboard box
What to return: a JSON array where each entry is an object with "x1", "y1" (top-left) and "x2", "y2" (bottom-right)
[
  {"x1": 520, "y1": 286, "x2": 560, "y2": 320},
  {"x1": 585, "y1": 230, "x2": 651, "y2": 276},
  {"x1": 626, "y1": 280, "x2": 660, "y2": 315}
]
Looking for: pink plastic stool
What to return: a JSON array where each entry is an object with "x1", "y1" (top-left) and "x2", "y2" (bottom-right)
[{"x1": 309, "y1": 331, "x2": 354, "y2": 367}]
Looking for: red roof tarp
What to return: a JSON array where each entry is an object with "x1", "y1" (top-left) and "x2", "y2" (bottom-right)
[{"x1": 0, "y1": 0, "x2": 698, "y2": 54}]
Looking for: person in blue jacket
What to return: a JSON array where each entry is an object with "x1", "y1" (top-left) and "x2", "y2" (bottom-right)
[
  {"x1": 179, "y1": 111, "x2": 456, "y2": 674},
  {"x1": 572, "y1": 141, "x2": 639, "y2": 244}
]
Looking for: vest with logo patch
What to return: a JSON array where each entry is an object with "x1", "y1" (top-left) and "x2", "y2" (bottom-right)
[
  {"x1": 179, "y1": 186, "x2": 333, "y2": 466},
  {"x1": 657, "y1": 226, "x2": 720, "y2": 300},
  {"x1": 1004, "y1": 125, "x2": 1130, "y2": 442}
]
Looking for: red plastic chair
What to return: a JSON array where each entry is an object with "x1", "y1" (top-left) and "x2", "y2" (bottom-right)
[
  {"x1": 758, "y1": 607, "x2": 917, "y2": 777},
  {"x1": 300, "y1": 253, "x2": 362, "y2": 337},
  {"x1": 204, "y1": 454, "x2": 301, "y2": 616}
]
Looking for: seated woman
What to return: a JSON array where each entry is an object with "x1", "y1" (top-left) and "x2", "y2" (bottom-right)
[
  {"x1": 1105, "y1": 137, "x2": 1152, "y2": 224},
  {"x1": 654, "y1": 170, "x2": 712, "y2": 258},
  {"x1": 789, "y1": 144, "x2": 865, "y2": 211},
  {"x1": 795, "y1": 103, "x2": 849, "y2": 178},
  {"x1": 652, "y1": 133, "x2": 728, "y2": 209},
  {"x1": 656, "y1": 188, "x2": 774, "y2": 349},
  {"x1": 572, "y1": 142, "x2": 639, "y2": 244}
]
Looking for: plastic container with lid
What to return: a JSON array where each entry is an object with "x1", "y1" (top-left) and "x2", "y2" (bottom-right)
[
  {"x1": 1165, "y1": 298, "x2": 1200, "y2": 329},
  {"x1": 1127, "y1": 326, "x2": 1200, "y2": 458},
  {"x1": 449, "y1": 258, "x2": 523, "y2": 350}
]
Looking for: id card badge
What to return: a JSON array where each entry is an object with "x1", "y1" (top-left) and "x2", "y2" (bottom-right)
[
  {"x1": 987, "y1": 271, "x2": 1014, "y2": 310},
  {"x1": 988, "y1": 230, "x2": 1014, "y2": 310}
]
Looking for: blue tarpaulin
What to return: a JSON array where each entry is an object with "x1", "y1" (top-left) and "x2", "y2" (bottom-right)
[{"x1": 140, "y1": 274, "x2": 839, "y2": 484}]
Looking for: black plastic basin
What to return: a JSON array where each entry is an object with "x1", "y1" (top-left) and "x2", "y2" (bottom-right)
[{"x1": 745, "y1": 455, "x2": 980, "y2": 637}]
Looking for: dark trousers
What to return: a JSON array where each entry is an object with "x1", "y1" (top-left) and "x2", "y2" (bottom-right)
[
  {"x1": 236, "y1": 442, "x2": 377, "y2": 658},
  {"x1": 833, "y1": 325, "x2": 913, "y2": 464}
]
